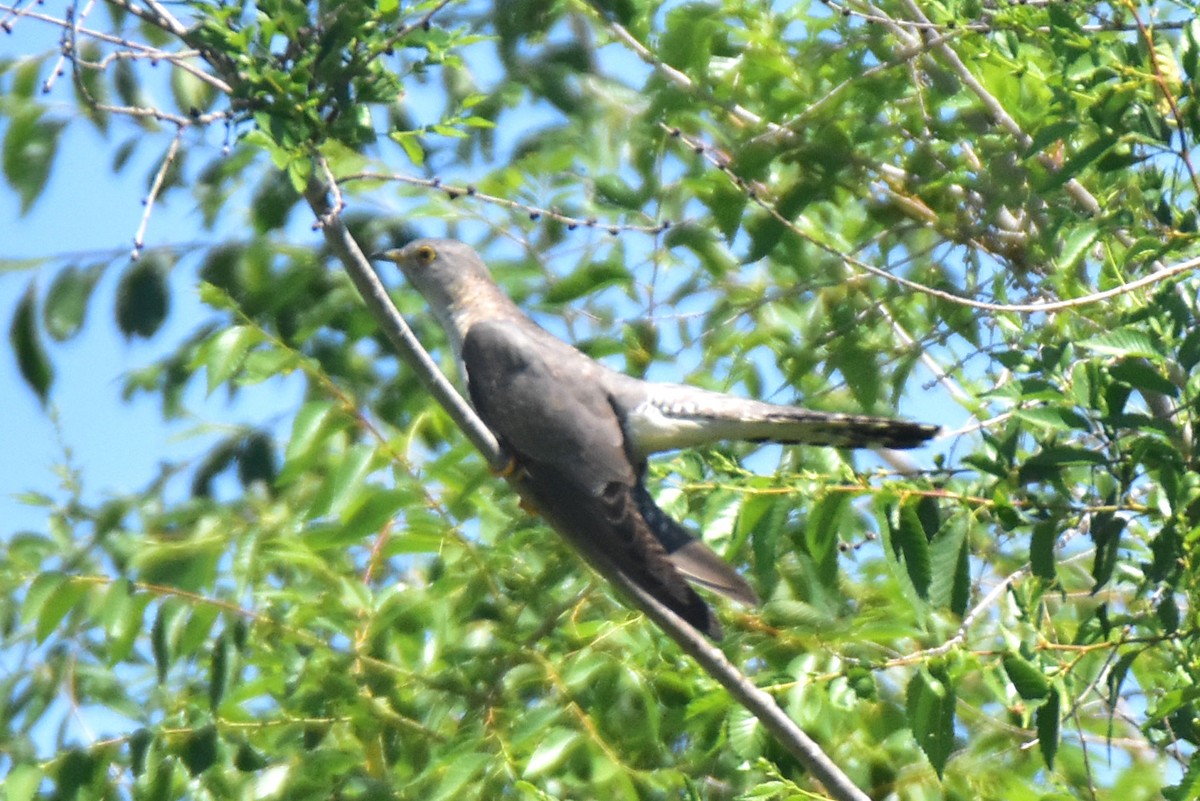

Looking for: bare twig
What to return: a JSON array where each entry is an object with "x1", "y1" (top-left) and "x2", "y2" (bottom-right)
[
  {"x1": 132, "y1": 130, "x2": 183, "y2": 260},
  {"x1": 341, "y1": 171, "x2": 672, "y2": 234}
]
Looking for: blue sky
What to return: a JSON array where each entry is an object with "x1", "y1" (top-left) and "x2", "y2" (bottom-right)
[{"x1": 0, "y1": 88, "x2": 305, "y2": 536}]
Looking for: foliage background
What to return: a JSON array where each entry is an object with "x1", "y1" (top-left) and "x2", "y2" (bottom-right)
[{"x1": 2, "y1": 0, "x2": 1199, "y2": 798}]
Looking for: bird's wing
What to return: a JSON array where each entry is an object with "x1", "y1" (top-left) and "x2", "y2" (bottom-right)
[
  {"x1": 606, "y1": 378, "x2": 939, "y2": 460},
  {"x1": 462, "y1": 319, "x2": 631, "y2": 492},
  {"x1": 461, "y1": 320, "x2": 726, "y2": 637},
  {"x1": 632, "y1": 484, "x2": 759, "y2": 606}
]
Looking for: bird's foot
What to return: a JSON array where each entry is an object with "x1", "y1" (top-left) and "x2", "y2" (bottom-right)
[{"x1": 493, "y1": 454, "x2": 521, "y2": 478}]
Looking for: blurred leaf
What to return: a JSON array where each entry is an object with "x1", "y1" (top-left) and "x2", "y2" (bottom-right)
[
  {"x1": 2, "y1": 107, "x2": 63, "y2": 214},
  {"x1": 523, "y1": 729, "x2": 580, "y2": 777},
  {"x1": 115, "y1": 256, "x2": 170, "y2": 339},
  {"x1": 9, "y1": 279, "x2": 53, "y2": 403},
  {"x1": 544, "y1": 260, "x2": 630, "y2": 304},
  {"x1": 1037, "y1": 688, "x2": 1061, "y2": 769},
  {"x1": 43, "y1": 263, "x2": 103, "y2": 341},
  {"x1": 1003, "y1": 654, "x2": 1050, "y2": 700},
  {"x1": 179, "y1": 725, "x2": 219, "y2": 776},
  {"x1": 804, "y1": 491, "x2": 848, "y2": 588},
  {"x1": 4, "y1": 764, "x2": 43, "y2": 801},
  {"x1": 1030, "y1": 519, "x2": 1058, "y2": 580}
]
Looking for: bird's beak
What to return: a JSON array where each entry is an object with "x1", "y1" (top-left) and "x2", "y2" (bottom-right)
[{"x1": 370, "y1": 249, "x2": 401, "y2": 263}]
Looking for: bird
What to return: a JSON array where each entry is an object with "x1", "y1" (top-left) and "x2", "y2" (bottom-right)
[{"x1": 373, "y1": 239, "x2": 939, "y2": 638}]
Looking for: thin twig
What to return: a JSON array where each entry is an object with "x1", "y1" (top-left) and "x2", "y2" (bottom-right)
[
  {"x1": 132, "y1": 130, "x2": 183, "y2": 259},
  {"x1": 341, "y1": 171, "x2": 672, "y2": 234}
]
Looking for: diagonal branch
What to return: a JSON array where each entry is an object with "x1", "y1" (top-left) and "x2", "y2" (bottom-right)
[{"x1": 303, "y1": 177, "x2": 872, "y2": 801}]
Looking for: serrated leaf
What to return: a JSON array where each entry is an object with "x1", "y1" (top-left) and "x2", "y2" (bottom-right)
[
  {"x1": 306, "y1": 488, "x2": 409, "y2": 549},
  {"x1": 888, "y1": 501, "x2": 931, "y2": 599},
  {"x1": 906, "y1": 667, "x2": 956, "y2": 776},
  {"x1": 1057, "y1": 223, "x2": 1099, "y2": 272},
  {"x1": 1078, "y1": 330, "x2": 1161, "y2": 361},
  {"x1": 21, "y1": 570, "x2": 66, "y2": 628},
  {"x1": 279, "y1": 401, "x2": 342, "y2": 484},
  {"x1": 1013, "y1": 406, "x2": 1091, "y2": 431},
  {"x1": 306, "y1": 443, "x2": 380, "y2": 520},
  {"x1": 1108, "y1": 360, "x2": 1178, "y2": 397},
  {"x1": 198, "y1": 325, "x2": 262, "y2": 393}
]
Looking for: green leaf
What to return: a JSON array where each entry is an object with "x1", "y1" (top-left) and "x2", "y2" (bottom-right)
[
  {"x1": 1164, "y1": 750, "x2": 1200, "y2": 801},
  {"x1": 1108, "y1": 360, "x2": 1178, "y2": 397},
  {"x1": 21, "y1": 571, "x2": 66, "y2": 629},
  {"x1": 43, "y1": 264, "x2": 103, "y2": 341},
  {"x1": 1057, "y1": 223, "x2": 1099, "y2": 273},
  {"x1": 523, "y1": 729, "x2": 580, "y2": 777},
  {"x1": 4, "y1": 764, "x2": 43, "y2": 801},
  {"x1": 428, "y1": 753, "x2": 490, "y2": 801},
  {"x1": 54, "y1": 750, "x2": 98, "y2": 799},
  {"x1": 1019, "y1": 446, "x2": 1106, "y2": 483},
  {"x1": 9, "y1": 279, "x2": 54, "y2": 403},
  {"x1": 745, "y1": 179, "x2": 820, "y2": 262},
  {"x1": 390, "y1": 131, "x2": 426, "y2": 166},
  {"x1": 544, "y1": 260, "x2": 630, "y2": 304},
  {"x1": 306, "y1": 488, "x2": 409, "y2": 548},
  {"x1": 36, "y1": 576, "x2": 86, "y2": 644},
  {"x1": 928, "y1": 518, "x2": 967, "y2": 613},
  {"x1": 1003, "y1": 654, "x2": 1050, "y2": 700},
  {"x1": 887, "y1": 501, "x2": 931, "y2": 599},
  {"x1": 279, "y1": 400, "x2": 343, "y2": 484},
  {"x1": 209, "y1": 634, "x2": 228, "y2": 711},
  {"x1": 196, "y1": 325, "x2": 263, "y2": 393},
  {"x1": 115, "y1": 256, "x2": 170, "y2": 339},
  {"x1": 1030, "y1": 519, "x2": 1057, "y2": 580},
  {"x1": 1078, "y1": 330, "x2": 1162, "y2": 361},
  {"x1": 179, "y1": 725, "x2": 219, "y2": 776},
  {"x1": 2, "y1": 107, "x2": 64, "y2": 214},
  {"x1": 906, "y1": 667, "x2": 956, "y2": 777},
  {"x1": 1090, "y1": 512, "x2": 1126, "y2": 592},
  {"x1": 804, "y1": 492, "x2": 848, "y2": 588},
  {"x1": 1036, "y1": 688, "x2": 1061, "y2": 769},
  {"x1": 1180, "y1": 326, "x2": 1200, "y2": 372},
  {"x1": 593, "y1": 174, "x2": 642, "y2": 210}
]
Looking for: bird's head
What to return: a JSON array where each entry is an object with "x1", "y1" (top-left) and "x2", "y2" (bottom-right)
[
  {"x1": 372, "y1": 238, "x2": 495, "y2": 314},
  {"x1": 372, "y1": 237, "x2": 523, "y2": 348}
]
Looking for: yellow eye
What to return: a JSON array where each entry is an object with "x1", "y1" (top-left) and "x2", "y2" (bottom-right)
[{"x1": 415, "y1": 245, "x2": 436, "y2": 264}]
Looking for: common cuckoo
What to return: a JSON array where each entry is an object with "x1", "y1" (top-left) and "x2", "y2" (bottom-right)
[{"x1": 374, "y1": 239, "x2": 938, "y2": 638}]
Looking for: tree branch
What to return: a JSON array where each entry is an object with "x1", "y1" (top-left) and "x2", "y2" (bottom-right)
[{"x1": 304, "y1": 180, "x2": 872, "y2": 801}]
